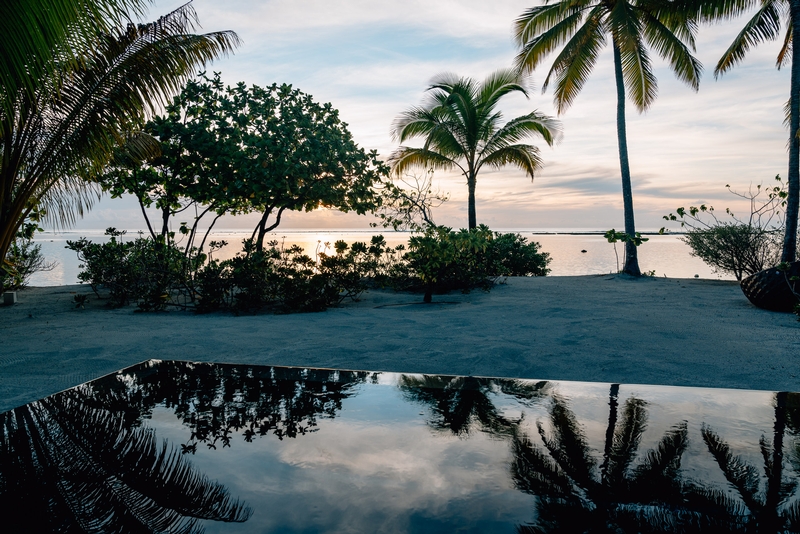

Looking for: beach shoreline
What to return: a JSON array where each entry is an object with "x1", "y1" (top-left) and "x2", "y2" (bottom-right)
[{"x1": 1, "y1": 275, "x2": 798, "y2": 413}]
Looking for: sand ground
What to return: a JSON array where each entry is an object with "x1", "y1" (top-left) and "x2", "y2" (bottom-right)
[{"x1": 1, "y1": 275, "x2": 799, "y2": 413}]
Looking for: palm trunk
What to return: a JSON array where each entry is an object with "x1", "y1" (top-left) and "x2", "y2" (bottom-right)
[
  {"x1": 612, "y1": 42, "x2": 642, "y2": 276},
  {"x1": 783, "y1": 1, "x2": 800, "y2": 263},
  {"x1": 467, "y1": 171, "x2": 477, "y2": 230}
]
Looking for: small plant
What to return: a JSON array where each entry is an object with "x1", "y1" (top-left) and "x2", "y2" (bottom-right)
[
  {"x1": 604, "y1": 229, "x2": 649, "y2": 273},
  {"x1": 2, "y1": 209, "x2": 56, "y2": 291}
]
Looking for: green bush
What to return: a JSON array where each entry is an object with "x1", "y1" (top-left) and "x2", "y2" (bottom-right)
[
  {"x1": 66, "y1": 228, "x2": 194, "y2": 310},
  {"x1": 406, "y1": 225, "x2": 550, "y2": 303},
  {"x1": 682, "y1": 224, "x2": 781, "y2": 281},
  {"x1": 70, "y1": 227, "x2": 551, "y2": 312}
]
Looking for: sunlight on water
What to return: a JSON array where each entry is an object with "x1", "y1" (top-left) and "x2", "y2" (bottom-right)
[{"x1": 27, "y1": 230, "x2": 731, "y2": 287}]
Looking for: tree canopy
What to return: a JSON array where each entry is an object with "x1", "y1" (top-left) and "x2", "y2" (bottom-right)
[{"x1": 99, "y1": 73, "x2": 388, "y2": 251}]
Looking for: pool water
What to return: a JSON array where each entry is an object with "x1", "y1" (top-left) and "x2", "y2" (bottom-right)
[{"x1": 1, "y1": 360, "x2": 798, "y2": 533}]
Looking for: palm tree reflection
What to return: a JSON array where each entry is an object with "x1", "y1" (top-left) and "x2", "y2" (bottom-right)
[
  {"x1": 511, "y1": 388, "x2": 699, "y2": 533},
  {"x1": 698, "y1": 391, "x2": 800, "y2": 532},
  {"x1": 0, "y1": 386, "x2": 252, "y2": 533},
  {"x1": 399, "y1": 375, "x2": 551, "y2": 436}
]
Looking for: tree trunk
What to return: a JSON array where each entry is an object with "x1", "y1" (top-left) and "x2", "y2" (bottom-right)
[
  {"x1": 783, "y1": 1, "x2": 800, "y2": 263},
  {"x1": 467, "y1": 172, "x2": 477, "y2": 230},
  {"x1": 600, "y1": 384, "x2": 620, "y2": 483},
  {"x1": 763, "y1": 391, "x2": 787, "y2": 531},
  {"x1": 612, "y1": 42, "x2": 642, "y2": 277}
]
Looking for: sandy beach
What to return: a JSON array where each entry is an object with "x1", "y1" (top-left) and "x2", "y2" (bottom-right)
[{"x1": 1, "y1": 275, "x2": 799, "y2": 413}]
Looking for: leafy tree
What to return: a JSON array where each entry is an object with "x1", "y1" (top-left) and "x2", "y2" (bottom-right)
[
  {"x1": 0, "y1": 3, "x2": 239, "y2": 286},
  {"x1": 712, "y1": 0, "x2": 800, "y2": 263},
  {"x1": 514, "y1": 0, "x2": 703, "y2": 276},
  {"x1": 389, "y1": 69, "x2": 561, "y2": 230}
]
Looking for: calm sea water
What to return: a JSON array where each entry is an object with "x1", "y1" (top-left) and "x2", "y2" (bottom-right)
[{"x1": 27, "y1": 229, "x2": 731, "y2": 287}]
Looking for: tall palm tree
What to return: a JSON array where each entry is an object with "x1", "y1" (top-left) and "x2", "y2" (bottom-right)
[
  {"x1": 514, "y1": 0, "x2": 703, "y2": 276},
  {"x1": 0, "y1": 2, "x2": 239, "y2": 282},
  {"x1": 713, "y1": 0, "x2": 800, "y2": 263},
  {"x1": 389, "y1": 69, "x2": 561, "y2": 230}
]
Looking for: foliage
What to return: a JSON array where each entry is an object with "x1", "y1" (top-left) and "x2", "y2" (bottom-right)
[
  {"x1": 69, "y1": 227, "x2": 550, "y2": 312},
  {"x1": 0, "y1": 3, "x2": 239, "y2": 287},
  {"x1": 389, "y1": 69, "x2": 560, "y2": 230},
  {"x1": 2, "y1": 208, "x2": 55, "y2": 291},
  {"x1": 372, "y1": 170, "x2": 448, "y2": 232},
  {"x1": 513, "y1": 0, "x2": 702, "y2": 276},
  {"x1": 100, "y1": 72, "x2": 387, "y2": 254},
  {"x1": 66, "y1": 228, "x2": 198, "y2": 310},
  {"x1": 662, "y1": 177, "x2": 791, "y2": 280},
  {"x1": 406, "y1": 225, "x2": 551, "y2": 303},
  {"x1": 0, "y1": 0, "x2": 148, "y2": 117}
]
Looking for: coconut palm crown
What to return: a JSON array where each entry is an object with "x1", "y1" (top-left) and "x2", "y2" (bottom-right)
[
  {"x1": 514, "y1": 0, "x2": 703, "y2": 275},
  {"x1": 0, "y1": 3, "x2": 239, "y2": 275},
  {"x1": 713, "y1": 0, "x2": 800, "y2": 263},
  {"x1": 388, "y1": 69, "x2": 561, "y2": 230}
]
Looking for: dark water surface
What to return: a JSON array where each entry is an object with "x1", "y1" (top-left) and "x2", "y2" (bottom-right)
[{"x1": 2, "y1": 360, "x2": 799, "y2": 533}]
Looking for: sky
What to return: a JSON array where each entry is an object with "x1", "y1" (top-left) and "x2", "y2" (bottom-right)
[{"x1": 71, "y1": 0, "x2": 792, "y2": 232}]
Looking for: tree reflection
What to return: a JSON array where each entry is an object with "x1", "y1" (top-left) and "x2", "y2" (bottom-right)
[
  {"x1": 511, "y1": 387, "x2": 706, "y2": 533},
  {"x1": 398, "y1": 375, "x2": 551, "y2": 436},
  {"x1": 0, "y1": 386, "x2": 252, "y2": 533},
  {"x1": 84, "y1": 361, "x2": 370, "y2": 452},
  {"x1": 699, "y1": 391, "x2": 800, "y2": 532}
]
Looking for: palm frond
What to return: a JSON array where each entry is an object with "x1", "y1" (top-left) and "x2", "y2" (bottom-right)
[
  {"x1": 605, "y1": 397, "x2": 648, "y2": 487},
  {"x1": 611, "y1": 2, "x2": 659, "y2": 111},
  {"x1": 546, "y1": 6, "x2": 608, "y2": 114},
  {"x1": 714, "y1": 0, "x2": 784, "y2": 77},
  {"x1": 777, "y1": 19, "x2": 792, "y2": 69},
  {"x1": 0, "y1": 0, "x2": 150, "y2": 117},
  {"x1": 514, "y1": 1, "x2": 594, "y2": 45},
  {"x1": 479, "y1": 145, "x2": 544, "y2": 179},
  {"x1": 387, "y1": 147, "x2": 461, "y2": 177},
  {"x1": 512, "y1": 431, "x2": 578, "y2": 499},
  {"x1": 538, "y1": 396, "x2": 597, "y2": 490},
  {"x1": 701, "y1": 424, "x2": 764, "y2": 512},
  {"x1": 515, "y1": 9, "x2": 590, "y2": 77},
  {"x1": 640, "y1": 8, "x2": 703, "y2": 90}
]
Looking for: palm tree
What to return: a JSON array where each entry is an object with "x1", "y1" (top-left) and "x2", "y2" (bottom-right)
[
  {"x1": 514, "y1": 0, "x2": 703, "y2": 276},
  {"x1": 0, "y1": 0, "x2": 149, "y2": 117},
  {"x1": 388, "y1": 69, "x2": 561, "y2": 230},
  {"x1": 0, "y1": 3, "x2": 239, "y2": 283},
  {"x1": 713, "y1": 0, "x2": 800, "y2": 263}
]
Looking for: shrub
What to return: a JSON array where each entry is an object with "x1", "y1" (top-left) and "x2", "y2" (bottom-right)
[
  {"x1": 682, "y1": 224, "x2": 781, "y2": 281},
  {"x1": 405, "y1": 225, "x2": 551, "y2": 302},
  {"x1": 663, "y1": 176, "x2": 794, "y2": 281},
  {"x1": 66, "y1": 228, "x2": 194, "y2": 310},
  {"x1": 2, "y1": 218, "x2": 56, "y2": 291}
]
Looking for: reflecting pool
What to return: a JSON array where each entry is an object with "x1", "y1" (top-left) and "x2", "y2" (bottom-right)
[{"x1": 1, "y1": 360, "x2": 799, "y2": 533}]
